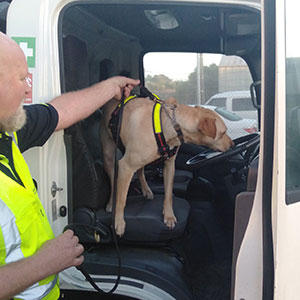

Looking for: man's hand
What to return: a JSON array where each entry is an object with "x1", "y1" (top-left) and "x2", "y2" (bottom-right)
[
  {"x1": 37, "y1": 230, "x2": 84, "y2": 274},
  {"x1": 0, "y1": 230, "x2": 84, "y2": 300},
  {"x1": 105, "y1": 76, "x2": 140, "y2": 100}
]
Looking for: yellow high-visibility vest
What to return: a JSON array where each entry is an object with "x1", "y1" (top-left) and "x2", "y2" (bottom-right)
[{"x1": 0, "y1": 132, "x2": 59, "y2": 300}]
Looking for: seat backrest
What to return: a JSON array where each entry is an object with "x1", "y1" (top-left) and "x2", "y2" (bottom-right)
[
  {"x1": 68, "y1": 123, "x2": 110, "y2": 210},
  {"x1": 99, "y1": 59, "x2": 114, "y2": 81},
  {"x1": 63, "y1": 35, "x2": 89, "y2": 91},
  {"x1": 63, "y1": 35, "x2": 110, "y2": 211}
]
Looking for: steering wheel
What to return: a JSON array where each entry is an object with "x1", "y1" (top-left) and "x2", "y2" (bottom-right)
[{"x1": 186, "y1": 133, "x2": 260, "y2": 169}]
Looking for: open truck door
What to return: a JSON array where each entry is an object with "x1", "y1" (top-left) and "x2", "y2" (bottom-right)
[{"x1": 232, "y1": 0, "x2": 300, "y2": 299}]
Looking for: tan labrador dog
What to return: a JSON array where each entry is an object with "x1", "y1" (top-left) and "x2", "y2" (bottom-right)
[{"x1": 100, "y1": 96, "x2": 233, "y2": 236}]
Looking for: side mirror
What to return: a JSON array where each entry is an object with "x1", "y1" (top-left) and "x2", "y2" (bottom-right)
[{"x1": 250, "y1": 81, "x2": 261, "y2": 109}]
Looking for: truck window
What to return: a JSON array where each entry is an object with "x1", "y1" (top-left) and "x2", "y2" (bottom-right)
[
  {"x1": 285, "y1": 0, "x2": 300, "y2": 202},
  {"x1": 144, "y1": 52, "x2": 257, "y2": 139},
  {"x1": 207, "y1": 97, "x2": 226, "y2": 107},
  {"x1": 232, "y1": 97, "x2": 254, "y2": 111},
  {"x1": 144, "y1": 53, "x2": 253, "y2": 106}
]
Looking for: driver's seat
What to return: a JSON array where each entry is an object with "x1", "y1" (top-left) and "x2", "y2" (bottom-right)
[
  {"x1": 74, "y1": 195, "x2": 190, "y2": 243},
  {"x1": 63, "y1": 34, "x2": 190, "y2": 244}
]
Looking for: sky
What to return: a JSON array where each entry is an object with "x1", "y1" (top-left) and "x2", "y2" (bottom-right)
[{"x1": 144, "y1": 53, "x2": 222, "y2": 81}]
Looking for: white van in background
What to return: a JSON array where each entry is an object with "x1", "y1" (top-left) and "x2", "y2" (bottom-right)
[
  {"x1": 202, "y1": 105, "x2": 258, "y2": 139},
  {"x1": 205, "y1": 90, "x2": 257, "y2": 121}
]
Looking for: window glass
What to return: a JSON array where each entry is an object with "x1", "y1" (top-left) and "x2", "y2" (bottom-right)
[
  {"x1": 232, "y1": 98, "x2": 253, "y2": 111},
  {"x1": 207, "y1": 97, "x2": 226, "y2": 107},
  {"x1": 285, "y1": 0, "x2": 300, "y2": 202},
  {"x1": 144, "y1": 53, "x2": 256, "y2": 139},
  {"x1": 215, "y1": 107, "x2": 242, "y2": 121}
]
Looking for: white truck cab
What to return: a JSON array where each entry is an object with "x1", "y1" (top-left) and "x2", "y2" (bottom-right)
[{"x1": 1, "y1": 0, "x2": 300, "y2": 299}]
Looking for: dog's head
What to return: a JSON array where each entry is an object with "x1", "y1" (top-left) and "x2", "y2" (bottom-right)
[{"x1": 188, "y1": 106, "x2": 234, "y2": 152}]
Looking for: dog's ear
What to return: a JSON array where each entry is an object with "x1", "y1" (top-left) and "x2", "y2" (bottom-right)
[
  {"x1": 165, "y1": 97, "x2": 178, "y2": 105},
  {"x1": 198, "y1": 117, "x2": 217, "y2": 139}
]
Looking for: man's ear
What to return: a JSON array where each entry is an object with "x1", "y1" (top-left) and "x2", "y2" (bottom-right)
[
  {"x1": 165, "y1": 97, "x2": 178, "y2": 105},
  {"x1": 198, "y1": 117, "x2": 217, "y2": 138}
]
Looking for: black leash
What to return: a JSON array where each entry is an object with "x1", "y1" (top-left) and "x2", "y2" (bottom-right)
[
  {"x1": 63, "y1": 94, "x2": 127, "y2": 294},
  {"x1": 63, "y1": 222, "x2": 120, "y2": 294}
]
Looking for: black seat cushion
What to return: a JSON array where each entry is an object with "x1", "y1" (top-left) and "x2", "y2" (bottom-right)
[
  {"x1": 74, "y1": 194, "x2": 190, "y2": 243},
  {"x1": 149, "y1": 169, "x2": 192, "y2": 198},
  {"x1": 97, "y1": 195, "x2": 190, "y2": 242}
]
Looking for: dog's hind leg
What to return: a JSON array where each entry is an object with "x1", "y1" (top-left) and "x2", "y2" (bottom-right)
[
  {"x1": 163, "y1": 156, "x2": 177, "y2": 229},
  {"x1": 114, "y1": 156, "x2": 135, "y2": 236},
  {"x1": 101, "y1": 128, "x2": 116, "y2": 212},
  {"x1": 137, "y1": 167, "x2": 154, "y2": 199}
]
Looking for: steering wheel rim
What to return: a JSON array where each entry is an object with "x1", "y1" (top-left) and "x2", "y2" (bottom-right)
[{"x1": 186, "y1": 133, "x2": 260, "y2": 169}]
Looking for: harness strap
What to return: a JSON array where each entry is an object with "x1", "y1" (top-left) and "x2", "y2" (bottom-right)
[
  {"x1": 109, "y1": 96, "x2": 137, "y2": 154},
  {"x1": 118, "y1": 95, "x2": 137, "y2": 107},
  {"x1": 140, "y1": 86, "x2": 184, "y2": 146},
  {"x1": 140, "y1": 86, "x2": 158, "y2": 100},
  {"x1": 152, "y1": 102, "x2": 178, "y2": 159}
]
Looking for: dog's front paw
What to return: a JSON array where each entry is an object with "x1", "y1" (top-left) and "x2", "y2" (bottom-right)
[
  {"x1": 115, "y1": 217, "x2": 126, "y2": 236},
  {"x1": 163, "y1": 212, "x2": 177, "y2": 230},
  {"x1": 143, "y1": 188, "x2": 154, "y2": 200}
]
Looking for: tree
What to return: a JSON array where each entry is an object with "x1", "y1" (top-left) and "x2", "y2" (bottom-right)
[
  {"x1": 203, "y1": 64, "x2": 218, "y2": 101},
  {"x1": 145, "y1": 74, "x2": 176, "y2": 99}
]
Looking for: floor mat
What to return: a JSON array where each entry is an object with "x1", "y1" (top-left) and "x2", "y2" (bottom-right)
[{"x1": 189, "y1": 259, "x2": 231, "y2": 300}]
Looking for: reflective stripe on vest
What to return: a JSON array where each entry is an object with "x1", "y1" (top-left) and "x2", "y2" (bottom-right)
[{"x1": 0, "y1": 132, "x2": 59, "y2": 300}]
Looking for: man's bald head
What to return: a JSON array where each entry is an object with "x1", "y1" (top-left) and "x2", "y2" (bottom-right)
[
  {"x1": 0, "y1": 32, "x2": 26, "y2": 78},
  {"x1": 0, "y1": 31, "x2": 20, "y2": 51},
  {"x1": 0, "y1": 31, "x2": 16, "y2": 43},
  {"x1": 0, "y1": 32, "x2": 29, "y2": 130}
]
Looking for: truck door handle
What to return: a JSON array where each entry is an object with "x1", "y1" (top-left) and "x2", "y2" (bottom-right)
[{"x1": 51, "y1": 181, "x2": 63, "y2": 197}]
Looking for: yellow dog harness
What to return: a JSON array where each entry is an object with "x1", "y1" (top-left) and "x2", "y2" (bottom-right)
[{"x1": 109, "y1": 87, "x2": 184, "y2": 160}]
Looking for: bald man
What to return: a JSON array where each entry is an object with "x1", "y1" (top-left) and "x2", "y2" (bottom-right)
[{"x1": 0, "y1": 32, "x2": 140, "y2": 300}]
